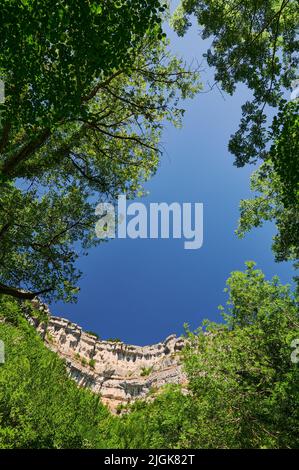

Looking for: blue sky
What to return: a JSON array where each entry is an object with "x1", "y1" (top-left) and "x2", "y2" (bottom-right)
[{"x1": 52, "y1": 22, "x2": 294, "y2": 345}]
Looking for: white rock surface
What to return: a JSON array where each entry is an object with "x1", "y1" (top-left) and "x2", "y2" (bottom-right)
[{"x1": 30, "y1": 302, "x2": 187, "y2": 411}]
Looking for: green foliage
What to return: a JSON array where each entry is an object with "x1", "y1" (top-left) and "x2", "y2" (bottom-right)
[
  {"x1": 103, "y1": 386, "x2": 190, "y2": 448},
  {"x1": 45, "y1": 332, "x2": 54, "y2": 344},
  {"x1": 0, "y1": 183, "x2": 94, "y2": 302},
  {"x1": 234, "y1": 99, "x2": 298, "y2": 285},
  {"x1": 172, "y1": 1, "x2": 298, "y2": 287},
  {"x1": 86, "y1": 331, "x2": 100, "y2": 340},
  {"x1": 140, "y1": 366, "x2": 153, "y2": 377},
  {"x1": 172, "y1": 0, "x2": 299, "y2": 166},
  {"x1": 81, "y1": 357, "x2": 87, "y2": 367},
  {"x1": 0, "y1": 0, "x2": 165, "y2": 134},
  {"x1": 0, "y1": 296, "x2": 110, "y2": 449},
  {"x1": 270, "y1": 100, "x2": 299, "y2": 206},
  {"x1": 237, "y1": 161, "x2": 298, "y2": 285},
  {"x1": 104, "y1": 263, "x2": 299, "y2": 449},
  {"x1": 0, "y1": 12, "x2": 200, "y2": 302},
  {"x1": 0, "y1": 265, "x2": 298, "y2": 449},
  {"x1": 0, "y1": 2, "x2": 297, "y2": 450},
  {"x1": 22, "y1": 300, "x2": 49, "y2": 325},
  {"x1": 180, "y1": 263, "x2": 299, "y2": 448}
]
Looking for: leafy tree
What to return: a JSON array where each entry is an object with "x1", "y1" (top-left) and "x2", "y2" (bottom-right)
[
  {"x1": 172, "y1": 0, "x2": 299, "y2": 166},
  {"x1": 102, "y1": 386, "x2": 190, "y2": 448},
  {"x1": 235, "y1": 99, "x2": 299, "y2": 286},
  {"x1": 270, "y1": 100, "x2": 299, "y2": 206},
  {"x1": 0, "y1": 23, "x2": 200, "y2": 300},
  {"x1": 179, "y1": 263, "x2": 299, "y2": 448},
  {"x1": 1, "y1": 264, "x2": 298, "y2": 449}
]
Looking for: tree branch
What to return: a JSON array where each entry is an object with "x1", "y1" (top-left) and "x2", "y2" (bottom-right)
[
  {"x1": 1, "y1": 128, "x2": 51, "y2": 176},
  {"x1": 0, "y1": 282, "x2": 54, "y2": 300}
]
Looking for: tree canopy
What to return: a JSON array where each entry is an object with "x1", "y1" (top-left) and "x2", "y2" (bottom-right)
[
  {"x1": 0, "y1": 0, "x2": 166, "y2": 138},
  {"x1": 0, "y1": 298, "x2": 110, "y2": 448},
  {"x1": 171, "y1": 1, "x2": 299, "y2": 283},
  {"x1": 0, "y1": 11, "x2": 200, "y2": 301},
  {"x1": 237, "y1": 161, "x2": 299, "y2": 288}
]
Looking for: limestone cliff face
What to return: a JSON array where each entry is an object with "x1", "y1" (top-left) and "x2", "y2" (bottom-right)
[{"x1": 30, "y1": 303, "x2": 187, "y2": 411}]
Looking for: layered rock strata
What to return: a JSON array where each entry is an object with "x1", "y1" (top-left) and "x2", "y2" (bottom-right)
[{"x1": 29, "y1": 304, "x2": 186, "y2": 411}]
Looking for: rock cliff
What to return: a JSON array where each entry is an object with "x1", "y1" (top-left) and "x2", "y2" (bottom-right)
[{"x1": 29, "y1": 302, "x2": 187, "y2": 412}]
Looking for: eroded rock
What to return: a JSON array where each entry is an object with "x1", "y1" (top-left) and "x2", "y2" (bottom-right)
[{"x1": 30, "y1": 301, "x2": 187, "y2": 412}]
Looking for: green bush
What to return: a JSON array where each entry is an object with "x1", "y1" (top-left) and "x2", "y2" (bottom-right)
[
  {"x1": 140, "y1": 367, "x2": 153, "y2": 377},
  {"x1": 0, "y1": 263, "x2": 298, "y2": 449},
  {"x1": 81, "y1": 357, "x2": 87, "y2": 366},
  {"x1": 0, "y1": 297, "x2": 110, "y2": 449}
]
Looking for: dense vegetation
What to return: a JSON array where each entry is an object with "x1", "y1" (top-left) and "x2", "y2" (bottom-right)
[
  {"x1": 1, "y1": 263, "x2": 298, "y2": 448},
  {"x1": 0, "y1": 1, "x2": 199, "y2": 302}
]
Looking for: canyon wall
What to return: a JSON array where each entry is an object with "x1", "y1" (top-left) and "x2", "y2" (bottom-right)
[{"x1": 30, "y1": 302, "x2": 187, "y2": 411}]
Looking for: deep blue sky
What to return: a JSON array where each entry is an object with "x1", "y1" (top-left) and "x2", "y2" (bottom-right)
[{"x1": 52, "y1": 22, "x2": 294, "y2": 345}]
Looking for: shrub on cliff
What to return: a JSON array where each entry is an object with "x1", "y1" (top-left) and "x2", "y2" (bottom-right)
[{"x1": 104, "y1": 263, "x2": 299, "y2": 449}]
